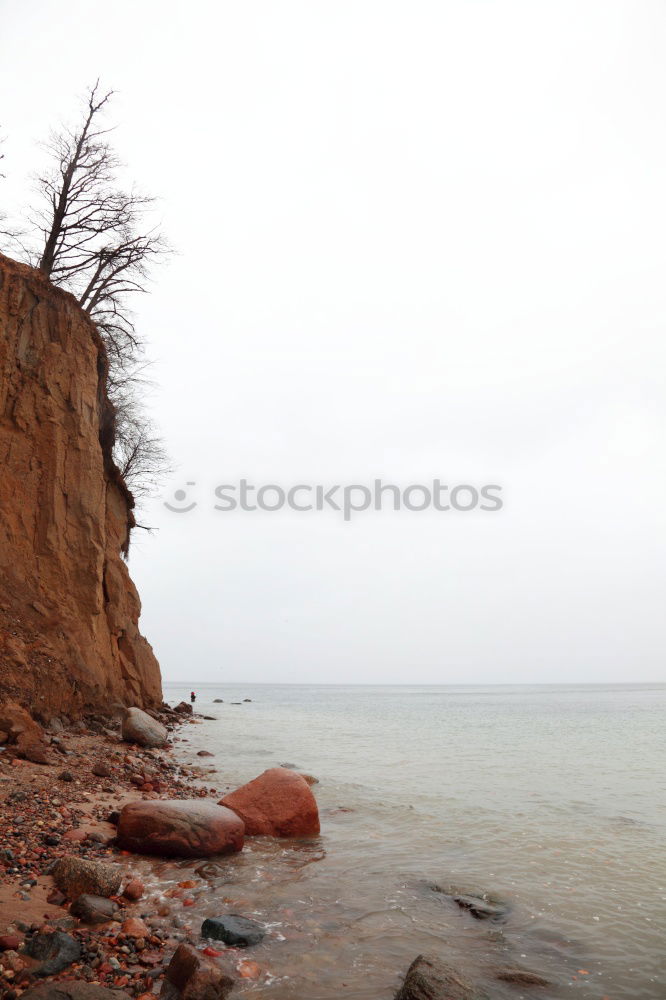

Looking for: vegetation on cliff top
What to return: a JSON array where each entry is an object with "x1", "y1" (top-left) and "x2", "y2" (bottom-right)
[{"x1": 0, "y1": 85, "x2": 170, "y2": 511}]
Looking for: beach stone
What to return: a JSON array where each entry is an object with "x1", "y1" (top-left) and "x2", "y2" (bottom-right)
[
  {"x1": 52, "y1": 856, "x2": 123, "y2": 899},
  {"x1": 92, "y1": 761, "x2": 112, "y2": 777},
  {"x1": 396, "y1": 956, "x2": 487, "y2": 1000},
  {"x1": 452, "y1": 892, "x2": 509, "y2": 922},
  {"x1": 123, "y1": 878, "x2": 145, "y2": 901},
  {"x1": 213, "y1": 699, "x2": 224, "y2": 703},
  {"x1": 24, "y1": 930, "x2": 82, "y2": 976},
  {"x1": 121, "y1": 917, "x2": 150, "y2": 937},
  {"x1": 122, "y1": 707, "x2": 168, "y2": 748},
  {"x1": 220, "y1": 767, "x2": 320, "y2": 837},
  {"x1": 20, "y1": 741, "x2": 51, "y2": 764},
  {"x1": 174, "y1": 702, "x2": 193, "y2": 715},
  {"x1": 0, "y1": 934, "x2": 21, "y2": 950},
  {"x1": 161, "y1": 943, "x2": 233, "y2": 1000},
  {"x1": 70, "y1": 894, "x2": 120, "y2": 923},
  {"x1": 116, "y1": 799, "x2": 244, "y2": 857},
  {"x1": 201, "y1": 915, "x2": 265, "y2": 947},
  {"x1": 495, "y1": 966, "x2": 550, "y2": 987},
  {"x1": 20, "y1": 984, "x2": 132, "y2": 1000},
  {"x1": 0, "y1": 701, "x2": 44, "y2": 745}
]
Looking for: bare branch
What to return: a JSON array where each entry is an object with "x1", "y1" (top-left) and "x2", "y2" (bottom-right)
[{"x1": 22, "y1": 84, "x2": 172, "y2": 518}]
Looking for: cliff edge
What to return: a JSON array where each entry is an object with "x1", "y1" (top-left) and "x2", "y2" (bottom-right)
[{"x1": 0, "y1": 252, "x2": 162, "y2": 717}]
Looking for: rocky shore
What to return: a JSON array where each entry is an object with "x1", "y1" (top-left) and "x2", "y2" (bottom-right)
[
  {"x1": 1, "y1": 700, "x2": 559, "y2": 1000},
  {"x1": 0, "y1": 700, "x2": 320, "y2": 1000}
]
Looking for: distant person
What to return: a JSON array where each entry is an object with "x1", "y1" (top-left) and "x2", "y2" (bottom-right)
[{"x1": 190, "y1": 691, "x2": 196, "y2": 703}]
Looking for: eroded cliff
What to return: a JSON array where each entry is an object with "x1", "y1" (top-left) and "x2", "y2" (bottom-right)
[{"x1": 0, "y1": 252, "x2": 162, "y2": 718}]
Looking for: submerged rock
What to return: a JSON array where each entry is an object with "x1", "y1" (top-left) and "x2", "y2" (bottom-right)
[
  {"x1": 495, "y1": 966, "x2": 551, "y2": 987},
  {"x1": 116, "y1": 799, "x2": 244, "y2": 857},
  {"x1": 201, "y1": 915, "x2": 265, "y2": 947},
  {"x1": 70, "y1": 894, "x2": 120, "y2": 923},
  {"x1": 451, "y1": 892, "x2": 509, "y2": 922},
  {"x1": 52, "y1": 856, "x2": 122, "y2": 899},
  {"x1": 121, "y1": 707, "x2": 168, "y2": 748},
  {"x1": 423, "y1": 882, "x2": 510, "y2": 923},
  {"x1": 220, "y1": 766, "x2": 320, "y2": 837},
  {"x1": 25, "y1": 930, "x2": 82, "y2": 976},
  {"x1": 161, "y1": 942, "x2": 233, "y2": 1000},
  {"x1": 396, "y1": 956, "x2": 487, "y2": 1000}
]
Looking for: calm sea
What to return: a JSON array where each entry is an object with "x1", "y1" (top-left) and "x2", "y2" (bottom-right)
[{"x1": 155, "y1": 683, "x2": 666, "y2": 999}]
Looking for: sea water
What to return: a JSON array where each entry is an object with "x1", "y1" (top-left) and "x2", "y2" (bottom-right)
[{"x1": 159, "y1": 683, "x2": 666, "y2": 998}]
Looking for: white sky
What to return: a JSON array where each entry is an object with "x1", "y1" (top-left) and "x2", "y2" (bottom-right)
[{"x1": 2, "y1": 1, "x2": 666, "y2": 683}]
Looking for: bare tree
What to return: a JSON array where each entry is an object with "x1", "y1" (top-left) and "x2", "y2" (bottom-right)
[
  {"x1": 28, "y1": 83, "x2": 170, "y2": 517},
  {"x1": 107, "y1": 363, "x2": 171, "y2": 504}
]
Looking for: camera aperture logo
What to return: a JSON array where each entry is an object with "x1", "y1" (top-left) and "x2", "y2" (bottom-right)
[{"x1": 164, "y1": 480, "x2": 503, "y2": 521}]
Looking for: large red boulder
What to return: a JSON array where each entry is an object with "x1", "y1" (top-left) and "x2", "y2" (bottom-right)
[
  {"x1": 116, "y1": 800, "x2": 244, "y2": 858},
  {"x1": 220, "y1": 767, "x2": 320, "y2": 837}
]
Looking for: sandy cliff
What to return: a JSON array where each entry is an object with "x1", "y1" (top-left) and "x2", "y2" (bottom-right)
[{"x1": 0, "y1": 252, "x2": 162, "y2": 717}]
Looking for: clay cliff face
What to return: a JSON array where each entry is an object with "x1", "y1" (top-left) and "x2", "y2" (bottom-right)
[{"x1": 0, "y1": 252, "x2": 162, "y2": 718}]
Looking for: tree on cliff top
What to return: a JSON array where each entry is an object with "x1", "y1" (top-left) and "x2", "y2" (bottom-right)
[{"x1": 26, "y1": 84, "x2": 170, "y2": 513}]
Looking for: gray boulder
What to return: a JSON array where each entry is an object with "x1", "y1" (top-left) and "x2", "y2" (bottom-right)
[
  {"x1": 201, "y1": 914, "x2": 265, "y2": 947},
  {"x1": 24, "y1": 931, "x2": 82, "y2": 976},
  {"x1": 121, "y1": 707, "x2": 167, "y2": 748}
]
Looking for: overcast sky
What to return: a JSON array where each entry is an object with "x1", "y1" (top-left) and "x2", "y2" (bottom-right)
[{"x1": 2, "y1": 1, "x2": 666, "y2": 683}]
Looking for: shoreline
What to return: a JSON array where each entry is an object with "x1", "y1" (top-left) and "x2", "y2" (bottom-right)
[{"x1": 0, "y1": 702, "x2": 239, "y2": 998}]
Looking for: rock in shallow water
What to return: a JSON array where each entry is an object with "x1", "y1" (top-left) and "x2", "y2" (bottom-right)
[
  {"x1": 495, "y1": 966, "x2": 550, "y2": 987},
  {"x1": 161, "y1": 942, "x2": 233, "y2": 1000},
  {"x1": 220, "y1": 766, "x2": 320, "y2": 837},
  {"x1": 116, "y1": 799, "x2": 244, "y2": 857},
  {"x1": 52, "y1": 856, "x2": 122, "y2": 899},
  {"x1": 24, "y1": 930, "x2": 82, "y2": 976},
  {"x1": 396, "y1": 956, "x2": 487, "y2": 1000},
  {"x1": 121, "y1": 707, "x2": 167, "y2": 748},
  {"x1": 201, "y1": 915, "x2": 265, "y2": 947},
  {"x1": 451, "y1": 892, "x2": 509, "y2": 922}
]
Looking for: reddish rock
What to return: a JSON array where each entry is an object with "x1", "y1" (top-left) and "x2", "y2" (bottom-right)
[
  {"x1": 220, "y1": 767, "x2": 320, "y2": 837},
  {"x1": 63, "y1": 829, "x2": 87, "y2": 842},
  {"x1": 122, "y1": 878, "x2": 144, "y2": 901},
  {"x1": 174, "y1": 702, "x2": 193, "y2": 715},
  {"x1": 0, "y1": 701, "x2": 44, "y2": 745},
  {"x1": 0, "y1": 934, "x2": 21, "y2": 951},
  {"x1": 161, "y1": 943, "x2": 233, "y2": 1000},
  {"x1": 18, "y1": 738, "x2": 51, "y2": 764},
  {"x1": 238, "y1": 959, "x2": 261, "y2": 980},
  {"x1": 121, "y1": 917, "x2": 150, "y2": 937},
  {"x1": 116, "y1": 799, "x2": 244, "y2": 858}
]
